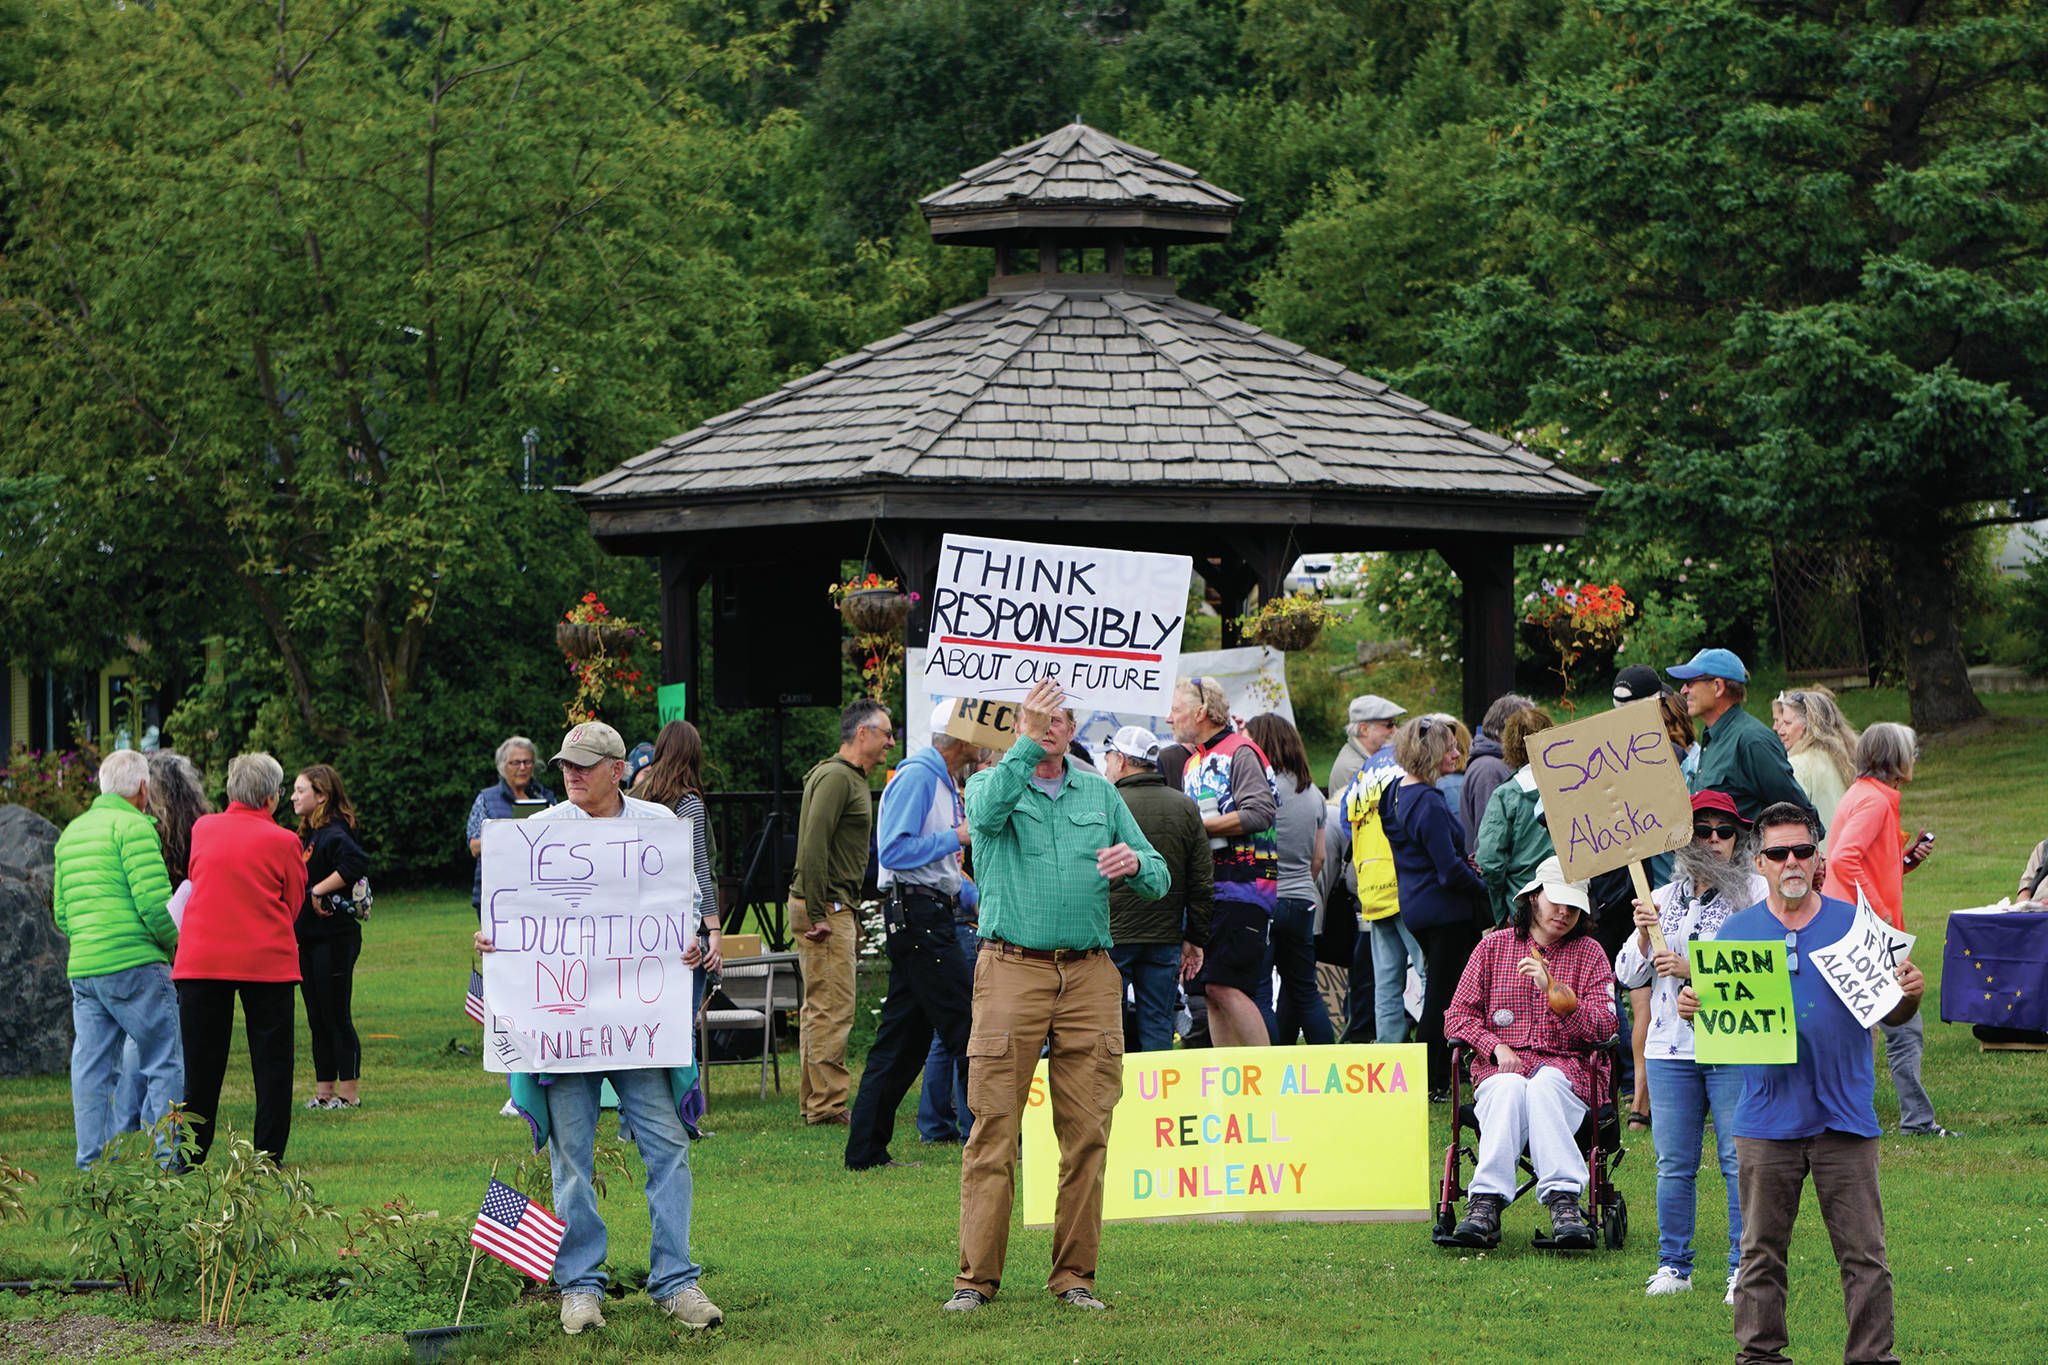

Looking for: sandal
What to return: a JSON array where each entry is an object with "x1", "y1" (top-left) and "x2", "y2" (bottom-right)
[{"x1": 1627, "y1": 1109, "x2": 1652, "y2": 1131}]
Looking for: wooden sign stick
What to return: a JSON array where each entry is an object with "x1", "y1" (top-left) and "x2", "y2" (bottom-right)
[{"x1": 1627, "y1": 859, "x2": 1671, "y2": 956}]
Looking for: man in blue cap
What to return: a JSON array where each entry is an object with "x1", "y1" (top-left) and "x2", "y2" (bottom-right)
[{"x1": 1667, "y1": 649, "x2": 1812, "y2": 826}]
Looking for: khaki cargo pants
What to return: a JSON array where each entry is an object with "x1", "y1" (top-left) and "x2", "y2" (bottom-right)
[
  {"x1": 955, "y1": 944, "x2": 1124, "y2": 1299},
  {"x1": 791, "y1": 897, "x2": 858, "y2": 1123}
]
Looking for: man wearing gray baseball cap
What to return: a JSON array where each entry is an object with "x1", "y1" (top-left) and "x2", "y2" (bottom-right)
[{"x1": 1331, "y1": 694, "x2": 1406, "y2": 796}]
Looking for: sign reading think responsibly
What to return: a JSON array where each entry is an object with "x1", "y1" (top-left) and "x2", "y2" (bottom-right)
[
  {"x1": 478, "y1": 818, "x2": 698, "y2": 1073},
  {"x1": 1526, "y1": 699, "x2": 1693, "y2": 882},
  {"x1": 1688, "y1": 939, "x2": 1799, "y2": 1064},
  {"x1": 1021, "y1": 1045, "x2": 1429, "y2": 1226},
  {"x1": 924, "y1": 533, "x2": 1192, "y2": 712}
]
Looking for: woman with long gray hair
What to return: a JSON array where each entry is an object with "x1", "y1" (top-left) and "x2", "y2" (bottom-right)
[{"x1": 1615, "y1": 790, "x2": 1767, "y2": 1303}]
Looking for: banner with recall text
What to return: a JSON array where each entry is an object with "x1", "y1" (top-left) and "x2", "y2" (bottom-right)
[
  {"x1": 1021, "y1": 1045, "x2": 1429, "y2": 1226},
  {"x1": 924, "y1": 533, "x2": 1192, "y2": 713},
  {"x1": 479, "y1": 818, "x2": 699, "y2": 1073}
]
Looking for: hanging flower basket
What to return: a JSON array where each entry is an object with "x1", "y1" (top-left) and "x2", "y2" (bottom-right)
[
  {"x1": 1240, "y1": 591, "x2": 1338, "y2": 653},
  {"x1": 555, "y1": 622, "x2": 638, "y2": 659},
  {"x1": 839, "y1": 588, "x2": 913, "y2": 635}
]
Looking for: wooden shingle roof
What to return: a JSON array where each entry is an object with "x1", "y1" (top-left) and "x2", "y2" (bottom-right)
[
  {"x1": 577, "y1": 288, "x2": 1597, "y2": 515},
  {"x1": 922, "y1": 122, "x2": 1241, "y2": 218}
]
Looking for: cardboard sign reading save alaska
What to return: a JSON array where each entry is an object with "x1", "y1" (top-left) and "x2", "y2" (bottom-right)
[
  {"x1": 1527, "y1": 699, "x2": 1692, "y2": 882},
  {"x1": 478, "y1": 818, "x2": 698, "y2": 1073},
  {"x1": 1021, "y1": 1045, "x2": 1430, "y2": 1226},
  {"x1": 924, "y1": 533, "x2": 1192, "y2": 713},
  {"x1": 1688, "y1": 939, "x2": 1798, "y2": 1063}
]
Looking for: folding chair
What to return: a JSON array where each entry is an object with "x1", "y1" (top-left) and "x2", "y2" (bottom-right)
[{"x1": 696, "y1": 958, "x2": 802, "y2": 1105}]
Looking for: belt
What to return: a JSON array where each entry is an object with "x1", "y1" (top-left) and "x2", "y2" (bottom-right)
[
  {"x1": 983, "y1": 938, "x2": 1101, "y2": 963},
  {"x1": 892, "y1": 885, "x2": 959, "y2": 910}
]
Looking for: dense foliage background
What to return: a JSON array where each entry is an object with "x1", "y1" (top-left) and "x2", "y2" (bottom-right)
[{"x1": 4, "y1": 0, "x2": 2045, "y2": 878}]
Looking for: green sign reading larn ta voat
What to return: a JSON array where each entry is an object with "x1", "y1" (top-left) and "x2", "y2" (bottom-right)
[
  {"x1": 657, "y1": 683, "x2": 687, "y2": 725},
  {"x1": 1688, "y1": 939, "x2": 1798, "y2": 1064}
]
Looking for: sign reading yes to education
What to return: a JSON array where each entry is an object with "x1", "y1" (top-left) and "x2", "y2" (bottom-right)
[
  {"x1": 1527, "y1": 699, "x2": 1692, "y2": 882},
  {"x1": 1021, "y1": 1045, "x2": 1430, "y2": 1226},
  {"x1": 478, "y1": 818, "x2": 699, "y2": 1073},
  {"x1": 1688, "y1": 939, "x2": 1798, "y2": 1064},
  {"x1": 924, "y1": 533, "x2": 1192, "y2": 713}
]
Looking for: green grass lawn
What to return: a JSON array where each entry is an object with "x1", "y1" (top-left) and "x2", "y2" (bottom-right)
[{"x1": 3, "y1": 689, "x2": 2047, "y2": 1363}]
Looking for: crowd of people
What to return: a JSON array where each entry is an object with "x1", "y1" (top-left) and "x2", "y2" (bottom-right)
[{"x1": 44, "y1": 643, "x2": 1973, "y2": 1357}]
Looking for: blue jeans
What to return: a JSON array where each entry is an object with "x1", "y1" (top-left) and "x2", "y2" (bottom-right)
[
  {"x1": 1371, "y1": 916, "x2": 1424, "y2": 1045},
  {"x1": 1110, "y1": 942, "x2": 1182, "y2": 1053},
  {"x1": 916, "y1": 922, "x2": 979, "y2": 1142},
  {"x1": 70, "y1": 963, "x2": 183, "y2": 1168},
  {"x1": 1646, "y1": 1058, "x2": 1744, "y2": 1277},
  {"x1": 1264, "y1": 898, "x2": 1334, "y2": 1044},
  {"x1": 546, "y1": 1069, "x2": 699, "y2": 1300}
]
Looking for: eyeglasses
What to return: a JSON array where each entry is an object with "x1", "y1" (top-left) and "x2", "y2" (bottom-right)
[
  {"x1": 1693, "y1": 822, "x2": 1739, "y2": 840},
  {"x1": 505, "y1": 759, "x2": 535, "y2": 768},
  {"x1": 1759, "y1": 843, "x2": 1818, "y2": 863}
]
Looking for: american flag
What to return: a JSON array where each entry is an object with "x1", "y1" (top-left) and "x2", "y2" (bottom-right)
[
  {"x1": 470, "y1": 1178, "x2": 566, "y2": 1280},
  {"x1": 465, "y1": 970, "x2": 486, "y2": 1025}
]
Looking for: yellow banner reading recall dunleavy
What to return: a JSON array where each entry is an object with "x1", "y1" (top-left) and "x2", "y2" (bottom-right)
[{"x1": 1021, "y1": 1044, "x2": 1429, "y2": 1226}]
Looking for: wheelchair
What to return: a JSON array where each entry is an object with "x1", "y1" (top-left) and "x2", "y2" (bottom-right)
[{"x1": 1429, "y1": 1037, "x2": 1629, "y2": 1251}]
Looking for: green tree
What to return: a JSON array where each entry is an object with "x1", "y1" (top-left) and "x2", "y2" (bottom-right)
[
  {"x1": 1410, "y1": 0, "x2": 2048, "y2": 728},
  {"x1": 0, "y1": 0, "x2": 800, "y2": 742}
]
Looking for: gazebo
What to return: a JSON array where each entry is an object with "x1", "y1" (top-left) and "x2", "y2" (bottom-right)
[{"x1": 576, "y1": 122, "x2": 1598, "y2": 726}]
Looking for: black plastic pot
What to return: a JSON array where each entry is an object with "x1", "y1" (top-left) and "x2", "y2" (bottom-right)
[{"x1": 404, "y1": 1324, "x2": 490, "y2": 1362}]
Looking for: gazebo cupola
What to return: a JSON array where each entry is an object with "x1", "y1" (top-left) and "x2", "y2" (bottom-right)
[{"x1": 918, "y1": 122, "x2": 1242, "y2": 297}]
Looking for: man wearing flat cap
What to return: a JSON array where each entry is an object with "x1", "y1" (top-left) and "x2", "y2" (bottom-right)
[
  {"x1": 475, "y1": 720, "x2": 724, "y2": 1334},
  {"x1": 1668, "y1": 650, "x2": 1812, "y2": 826},
  {"x1": 1330, "y1": 693, "x2": 1406, "y2": 797}
]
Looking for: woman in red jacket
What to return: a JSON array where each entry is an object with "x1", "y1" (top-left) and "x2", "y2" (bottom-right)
[
  {"x1": 175, "y1": 752, "x2": 307, "y2": 1163},
  {"x1": 1821, "y1": 722, "x2": 1955, "y2": 1138}
]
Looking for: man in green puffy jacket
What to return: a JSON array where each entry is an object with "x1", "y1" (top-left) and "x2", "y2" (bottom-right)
[{"x1": 52, "y1": 748, "x2": 182, "y2": 1167}]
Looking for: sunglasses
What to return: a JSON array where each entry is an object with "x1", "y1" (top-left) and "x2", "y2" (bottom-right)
[
  {"x1": 1760, "y1": 843, "x2": 1818, "y2": 863},
  {"x1": 1693, "y1": 822, "x2": 1739, "y2": 840},
  {"x1": 1785, "y1": 930, "x2": 1800, "y2": 975}
]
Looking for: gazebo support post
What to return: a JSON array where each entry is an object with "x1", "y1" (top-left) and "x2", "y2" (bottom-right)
[
  {"x1": 660, "y1": 552, "x2": 707, "y2": 723},
  {"x1": 1445, "y1": 539, "x2": 1516, "y2": 729}
]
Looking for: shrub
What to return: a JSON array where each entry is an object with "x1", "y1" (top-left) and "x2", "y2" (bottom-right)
[{"x1": 0, "y1": 728, "x2": 103, "y2": 827}]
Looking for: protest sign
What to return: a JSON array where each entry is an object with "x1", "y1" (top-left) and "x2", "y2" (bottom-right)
[
  {"x1": 1527, "y1": 699, "x2": 1692, "y2": 883},
  {"x1": 923, "y1": 533, "x2": 1192, "y2": 712},
  {"x1": 1021, "y1": 1045, "x2": 1429, "y2": 1226},
  {"x1": 478, "y1": 818, "x2": 699, "y2": 1073},
  {"x1": 1688, "y1": 939, "x2": 1798, "y2": 1064},
  {"x1": 657, "y1": 683, "x2": 687, "y2": 725},
  {"x1": 944, "y1": 696, "x2": 1018, "y2": 751},
  {"x1": 1808, "y1": 892, "x2": 1915, "y2": 1030}
]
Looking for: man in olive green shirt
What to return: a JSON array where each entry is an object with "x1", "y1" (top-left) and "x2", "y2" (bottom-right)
[
  {"x1": 790, "y1": 698, "x2": 895, "y2": 1125},
  {"x1": 948, "y1": 681, "x2": 1168, "y2": 1314}
]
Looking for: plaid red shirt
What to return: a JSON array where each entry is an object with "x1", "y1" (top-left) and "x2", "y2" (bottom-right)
[{"x1": 1444, "y1": 926, "x2": 1616, "y2": 1106}]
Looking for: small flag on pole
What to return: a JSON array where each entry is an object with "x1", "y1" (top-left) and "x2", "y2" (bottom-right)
[
  {"x1": 465, "y1": 970, "x2": 486, "y2": 1025},
  {"x1": 471, "y1": 1178, "x2": 566, "y2": 1281}
]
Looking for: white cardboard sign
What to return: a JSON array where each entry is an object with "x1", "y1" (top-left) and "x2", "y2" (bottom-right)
[
  {"x1": 1808, "y1": 888, "x2": 1916, "y2": 1030},
  {"x1": 922, "y1": 533, "x2": 1191, "y2": 712},
  {"x1": 478, "y1": 818, "x2": 698, "y2": 1073}
]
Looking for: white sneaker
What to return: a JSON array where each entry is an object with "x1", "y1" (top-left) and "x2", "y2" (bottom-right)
[
  {"x1": 656, "y1": 1283, "x2": 723, "y2": 1329},
  {"x1": 499, "y1": 1098, "x2": 520, "y2": 1117},
  {"x1": 1725, "y1": 1273, "x2": 1738, "y2": 1306},
  {"x1": 1644, "y1": 1266, "x2": 1694, "y2": 1296},
  {"x1": 560, "y1": 1291, "x2": 607, "y2": 1335}
]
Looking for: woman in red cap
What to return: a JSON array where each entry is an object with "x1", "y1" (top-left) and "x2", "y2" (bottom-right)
[{"x1": 1615, "y1": 790, "x2": 1766, "y2": 1303}]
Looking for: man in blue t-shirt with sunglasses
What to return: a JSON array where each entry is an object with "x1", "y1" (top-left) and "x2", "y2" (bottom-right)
[{"x1": 1679, "y1": 801, "x2": 1924, "y2": 1365}]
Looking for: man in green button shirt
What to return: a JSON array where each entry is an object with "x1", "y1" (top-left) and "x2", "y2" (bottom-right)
[
  {"x1": 1669, "y1": 648, "x2": 1814, "y2": 827},
  {"x1": 946, "y1": 680, "x2": 1169, "y2": 1315}
]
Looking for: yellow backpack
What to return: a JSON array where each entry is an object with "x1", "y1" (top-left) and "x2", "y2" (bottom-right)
[{"x1": 1346, "y1": 777, "x2": 1401, "y2": 925}]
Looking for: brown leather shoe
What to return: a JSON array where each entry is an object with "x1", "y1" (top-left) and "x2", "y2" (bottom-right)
[{"x1": 806, "y1": 1112, "x2": 852, "y2": 1126}]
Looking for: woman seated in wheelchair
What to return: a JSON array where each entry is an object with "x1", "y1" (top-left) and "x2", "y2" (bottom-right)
[{"x1": 1443, "y1": 856, "x2": 1616, "y2": 1248}]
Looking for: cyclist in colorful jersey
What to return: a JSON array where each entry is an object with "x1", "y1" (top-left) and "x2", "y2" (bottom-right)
[{"x1": 1166, "y1": 675, "x2": 1278, "y2": 1049}]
